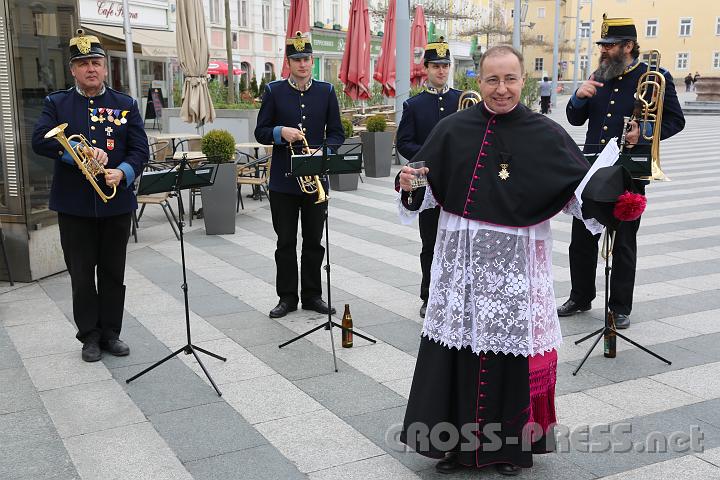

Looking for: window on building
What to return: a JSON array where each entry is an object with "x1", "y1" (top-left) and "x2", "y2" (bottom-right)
[
  {"x1": 580, "y1": 54, "x2": 588, "y2": 73},
  {"x1": 284, "y1": 0, "x2": 290, "y2": 29},
  {"x1": 314, "y1": 0, "x2": 322, "y2": 24},
  {"x1": 232, "y1": 32, "x2": 238, "y2": 49},
  {"x1": 716, "y1": 17, "x2": 720, "y2": 35},
  {"x1": 536, "y1": 34, "x2": 544, "y2": 43},
  {"x1": 264, "y1": 62, "x2": 275, "y2": 82},
  {"x1": 646, "y1": 19, "x2": 658, "y2": 37},
  {"x1": 676, "y1": 52, "x2": 689, "y2": 70},
  {"x1": 679, "y1": 18, "x2": 692, "y2": 36},
  {"x1": 714, "y1": 52, "x2": 720, "y2": 69},
  {"x1": 238, "y1": 0, "x2": 248, "y2": 27},
  {"x1": 537, "y1": 7, "x2": 545, "y2": 18},
  {"x1": 240, "y1": 62, "x2": 251, "y2": 89},
  {"x1": 262, "y1": 0, "x2": 271, "y2": 30},
  {"x1": 332, "y1": 0, "x2": 340, "y2": 24},
  {"x1": 534, "y1": 57, "x2": 544, "y2": 71},
  {"x1": 580, "y1": 21, "x2": 590, "y2": 38},
  {"x1": 210, "y1": 0, "x2": 220, "y2": 23}
]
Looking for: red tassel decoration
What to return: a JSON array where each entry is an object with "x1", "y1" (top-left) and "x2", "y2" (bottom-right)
[{"x1": 614, "y1": 191, "x2": 647, "y2": 222}]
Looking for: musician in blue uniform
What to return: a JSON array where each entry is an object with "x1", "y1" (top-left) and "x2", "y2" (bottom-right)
[
  {"x1": 32, "y1": 30, "x2": 148, "y2": 362},
  {"x1": 396, "y1": 37, "x2": 462, "y2": 318},
  {"x1": 255, "y1": 32, "x2": 344, "y2": 319},
  {"x1": 557, "y1": 16, "x2": 685, "y2": 328}
]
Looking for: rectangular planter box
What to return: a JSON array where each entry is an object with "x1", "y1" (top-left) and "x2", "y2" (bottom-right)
[
  {"x1": 361, "y1": 131, "x2": 394, "y2": 177},
  {"x1": 201, "y1": 163, "x2": 237, "y2": 235}
]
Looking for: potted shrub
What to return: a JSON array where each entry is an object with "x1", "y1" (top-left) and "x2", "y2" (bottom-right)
[
  {"x1": 361, "y1": 114, "x2": 393, "y2": 177},
  {"x1": 200, "y1": 129, "x2": 237, "y2": 235},
  {"x1": 329, "y1": 118, "x2": 360, "y2": 191}
]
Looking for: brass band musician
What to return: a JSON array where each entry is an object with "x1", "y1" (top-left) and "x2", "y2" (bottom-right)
[
  {"x1": 254, "y1": 32, "x2": 345, "y2": 319},
  {"x1": 557, "y1": 16, "x2": 685, "y2": 328},
  {"x1": 31, "y1": 30, "x2": 148, "y2": 362}
]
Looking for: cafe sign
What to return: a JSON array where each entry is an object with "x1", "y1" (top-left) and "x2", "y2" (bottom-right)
[
  {"x1": 311, "y1": 30, "x2": 381, "y2": 56},
  {"x1": 80, "y1": 0, "x2": 169, "y2": 29}
]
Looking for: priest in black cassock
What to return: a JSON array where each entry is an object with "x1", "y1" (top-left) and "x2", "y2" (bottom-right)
[{"x1": 396, "y1": 46, "x2": 605, "y2": 476}]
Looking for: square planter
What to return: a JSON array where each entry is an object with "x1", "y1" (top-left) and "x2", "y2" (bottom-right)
[
  {"x1": 200, "y1": 162, "x2": 237, "y2": 235},
  {"x1": 360, "y1": 131, "x2": 394, "y2": 177}
]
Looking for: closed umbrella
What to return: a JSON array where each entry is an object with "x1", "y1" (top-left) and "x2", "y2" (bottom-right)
[
  {"x1": 410, "y1": 5, "x2": 428, "y2": 86},
  {"x1": 373, "y1": 0, "x2": 396, "y2": 97},
  {"x1": 339, "y1": 0, "x2": 371, "y2": 100},
  {"x1": 281, "y1": 0, "x2": 311, "y2": 79},
  {"x1": 176, "y1": 0, "x2": 215, "y2": 126}
]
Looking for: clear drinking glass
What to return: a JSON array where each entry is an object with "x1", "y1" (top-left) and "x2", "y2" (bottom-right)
[{"x1": 408, "y1": 161, "x2": 428, "y2": 189}]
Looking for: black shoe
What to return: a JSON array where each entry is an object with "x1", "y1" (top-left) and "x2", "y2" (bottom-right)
[
  {"x1": 495, "y1": 463, "x2": 521, "y2": 476},
  {"x1": 302, "y1": 298, "x2": 336, "y2": 315},
  {"x1": 269, "y1": 300, "x2": 297, "y2": 318},
  {"x1": 614, "y1": 313, "x2": 631, "y2": 329},
  {"x1": 436, "y1": 452, "x2": 463, "y2": 474},
  {"x1": 420, "y1": 301, "x2": 427, "y2": 318},
  {"x1": 99, "y1": 339, "x2": 130, "y2": 356},
  {"x1": 557, "y1": 299, "x2": 592, "y2": 317},
  {"x1": 82, "y1": 342, "x2": 102, "y2": 362}
]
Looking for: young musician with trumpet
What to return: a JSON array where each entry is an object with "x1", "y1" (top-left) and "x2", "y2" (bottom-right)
[
  {"x1": 254, "y1": 32, "x2": 344, "y2": 319},
  {"x1": 395, "y1": 37, "x2": 462, "y2": 319},
  {"x1": 557, "y1": 16, "x2": 685, "y2": 328},
  {"x1": 31, "y1": 30, "x2": 148, "y2": 362}
]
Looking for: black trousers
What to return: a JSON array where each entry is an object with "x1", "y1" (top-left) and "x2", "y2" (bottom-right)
[
  {"x1": 419, "y1": 206, "x2": 440, "y2": 302},
  {"x1": 58, "y1": 212, "x2": 131, "y2": 344},
  {"x1": 269, "y1": 190, "x2": 326, "y2": 304},
  {"x1": 540, "y1": 96, "x2": 551, "y2": 114},
  {"x1": 568, "y1": 202, "x2": 643, "y2": 315}
]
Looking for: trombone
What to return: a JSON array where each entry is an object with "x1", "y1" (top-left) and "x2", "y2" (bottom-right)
[
  {"x1": 622, "y1": 50, "x2": 668, "y2": 181},
  {"x1": 44, "y1": 123, "x2": 116, "y2": 202},
  {"x1": 292, "y1": 125, "x2": 327, "y2": 204}
]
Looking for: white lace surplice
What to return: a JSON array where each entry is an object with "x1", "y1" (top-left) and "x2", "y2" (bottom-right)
[{"x1": 398, "y1": 187, "x2": 601, "y2": 357}]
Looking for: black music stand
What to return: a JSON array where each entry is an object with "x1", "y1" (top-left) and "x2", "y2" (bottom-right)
[
  {"x1": 126, "y1": 154, "x2": 228, "y2": 395},
  {"x1": 278, "y1": 141, "x2": 376, "y2": 372},
  {"x1": 571, "y1": 163, "x2": 671, "y2": 376}
]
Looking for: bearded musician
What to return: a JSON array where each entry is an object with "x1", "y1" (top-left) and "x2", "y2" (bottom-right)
[{"x1": 557, "y1": 16, "x2": 685, "y2": 328}]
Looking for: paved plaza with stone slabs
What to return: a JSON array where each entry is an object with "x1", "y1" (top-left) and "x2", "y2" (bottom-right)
[{"x1": 2, "y1": 97, "x2": 720, "y2": 479}]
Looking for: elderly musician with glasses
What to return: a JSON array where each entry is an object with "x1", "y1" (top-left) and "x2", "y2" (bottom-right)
[
  {"x1": 32, "y1": 30, "x2": 148, "y2": 363},
  {"x1": 557, "y1": 16, "x2": 685, "y2": 329},
  {"x1": 394, "y1": 45, "x2": 622, "y2": 476}
]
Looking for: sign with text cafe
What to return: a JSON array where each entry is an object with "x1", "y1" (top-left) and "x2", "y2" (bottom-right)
[{"x1": 80, "y1": 0, "x2": 169, "y2": 29}]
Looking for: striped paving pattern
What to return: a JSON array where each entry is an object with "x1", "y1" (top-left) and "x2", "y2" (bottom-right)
[{"x1": 1, "y1": 104, "x2": 719, "y2": 479}]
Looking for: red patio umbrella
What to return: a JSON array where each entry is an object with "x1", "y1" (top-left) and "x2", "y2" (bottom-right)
[
  {"x1": 281, "y1": 0, "x2": 311, "y2": 78},
  {"x1": 373, "y1": 0, "x2": 396, "y2": 97},
  {"x1": 410, "y1": 5, "x2": 428, "y2": 86},
  {"x1": 207, "y1": 61, "x2": 243, "y2": 75},
  {"x1": 339, "y1": 0, "x2": 371, "y2": 100}
]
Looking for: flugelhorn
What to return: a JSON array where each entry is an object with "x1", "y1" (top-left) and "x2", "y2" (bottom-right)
[
  {"x1": 458, "y1": 90, "x2": 482, "y2": 110},
  {"x1": 623, "y1": 50, "x2": 668, "y2": 181},
  {"x1": 44, "y1": 123, "x2": 116, "y2": 202},
  {"x1": 293, "y1": 125, "x2": 327, "y2": 204}
]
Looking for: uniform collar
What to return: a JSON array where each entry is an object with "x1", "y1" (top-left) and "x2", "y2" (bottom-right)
[
  {"x1": 623, "y1": 58, "x2": 640, "y2": 75},
  {"x1": 75, "y1": 83, "x2": 106, "y2": 98},
  {"x1": 424, "y1": 83, "x2": 450, "y2": 95},
  {"x1": 288, "y1": 76, "x2": 312, "y2": 91}
]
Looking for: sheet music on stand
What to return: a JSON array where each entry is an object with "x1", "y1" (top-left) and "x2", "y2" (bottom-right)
[
  {"x1": 138, "y1": 158, "x2": 218, "y2": 195},
  {"x1": 290, "y1": 142, "x2": 363, "y2": 176}
]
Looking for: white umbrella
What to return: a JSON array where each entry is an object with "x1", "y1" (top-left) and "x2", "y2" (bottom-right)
[{"x1": 176, "y1": 0, "x2": 216, "y2": 126}]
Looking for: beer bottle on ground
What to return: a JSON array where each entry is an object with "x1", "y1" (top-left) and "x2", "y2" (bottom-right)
[
  {"x1": 342, "y1": 304, "x2": 353, "y2": 348},
  {"x1": 604, "y1": 312, "x2": 617, "y2": 358}
]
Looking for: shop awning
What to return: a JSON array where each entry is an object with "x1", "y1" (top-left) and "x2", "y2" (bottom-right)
[{"x1": 82, "y1": 23, "x2": 178, "y2": 58}]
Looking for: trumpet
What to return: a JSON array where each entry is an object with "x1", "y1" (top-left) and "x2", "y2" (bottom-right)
[
  {"x1": 44, "y1": 123, "x2": 116, "y2": 202},
  {"x1": 624, "y1": 50, "x2": 668, "y2": 181},
  {"x1": 458, "y1": 90, "x2": 482, "y2": 110},
  {"x1": 293, "y1": 126, "x2": 327, "y2": 204}
]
